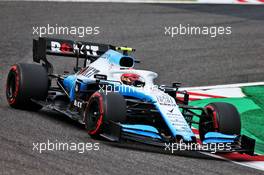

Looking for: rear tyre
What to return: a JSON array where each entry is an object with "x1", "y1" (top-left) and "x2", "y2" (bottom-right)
[
  {"x1": 84, "y1": 92, "x2": 126, "y2": 137},
  {"x1": 6, "y1": 63, "x2": 49, "y2": 110},
  {"x1": 199, "y1": 102, "x2": 241, "y2": 141}
]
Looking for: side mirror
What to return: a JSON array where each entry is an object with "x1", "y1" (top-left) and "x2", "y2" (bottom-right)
[{"x1": 172, "y1": 82, "x2": 181, "y2": 88}]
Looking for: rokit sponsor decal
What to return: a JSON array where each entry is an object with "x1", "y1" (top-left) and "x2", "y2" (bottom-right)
[{"x1": 50, "y1": 41, "x2": 99, "y2": 56}]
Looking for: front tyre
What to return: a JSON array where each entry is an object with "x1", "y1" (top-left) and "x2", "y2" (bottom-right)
[
  {"x1": 84, "y1": 92, "x2": 126, "y2": 137},
  {"x1": 6, "y1": 63, "x2": 49, "y2": 110},
  {"x1": 199, "y1": 102, "x2": 241, "y2": 141}
]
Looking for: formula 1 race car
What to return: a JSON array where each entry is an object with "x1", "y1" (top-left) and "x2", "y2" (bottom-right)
[{"x1": 6, "y1": 37, "x2": 255, "y2": 155}]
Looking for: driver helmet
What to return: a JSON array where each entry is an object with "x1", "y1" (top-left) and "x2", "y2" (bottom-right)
[{"x1": 121, "y1": 73, "x2": 145, "y2": 87}]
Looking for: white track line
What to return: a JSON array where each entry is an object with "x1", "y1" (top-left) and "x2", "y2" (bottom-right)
[{"x1": 180, "y1": 82, "x2": 264, "y2": 91}]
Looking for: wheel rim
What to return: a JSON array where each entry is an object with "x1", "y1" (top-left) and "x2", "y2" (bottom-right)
[
  {"x1": 88, "y1": 101, "x2": 101, "y2": 127},
  {"x1": 7, "y1": 73, "x2": 16, "y2": 98}
]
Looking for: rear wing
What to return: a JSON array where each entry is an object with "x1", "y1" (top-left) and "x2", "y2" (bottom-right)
[
  {"x1": 33, "y1": 37, "x2": 113, "y2": 63},
  {"x1": 33, "y1": 37, "x2": 136, "y2": 73}
]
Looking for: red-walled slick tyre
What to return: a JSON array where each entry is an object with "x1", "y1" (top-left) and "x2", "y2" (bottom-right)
[
  {"x1": 6, "y1": 63, "x2": 48, "y2": 110},
  {"x1": 84, "y1": 92, "x2": 126, "y2": 137},
  {"x1": 199, "y1": 102, "x2": 241, "y2": 141}
]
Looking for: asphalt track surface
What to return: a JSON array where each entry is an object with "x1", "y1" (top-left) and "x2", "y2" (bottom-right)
[{"x1": 0, "y1": 2, "x2": 264, "y2": 175}]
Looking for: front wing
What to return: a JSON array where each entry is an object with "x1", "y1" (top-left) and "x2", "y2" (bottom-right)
[{"x1": 100, "y1": 121, "x2": 256, "y2": 156}]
